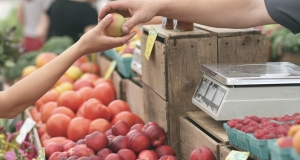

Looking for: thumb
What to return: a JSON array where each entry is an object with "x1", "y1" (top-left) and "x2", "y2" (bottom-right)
[
  {"x1": 122, "y1": 15, "x2": 140, "y2": 34},
  {"x1": 97, "y1": 14, "x2": 113, "y2": 30}
]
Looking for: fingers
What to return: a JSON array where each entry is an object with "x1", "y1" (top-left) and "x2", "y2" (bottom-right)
[
  {"x1": 98, "y1": 1, "x2": 121, "y2": 22},
  {"x1": 122, "y1": 15, "x2": 141, "y2": 34},
  {"x1": 108, "y1": 31, "x2": 137, "y2": 47},
  {"x1": 97, "y1": 14, "x2": 113, "y2": 30}
]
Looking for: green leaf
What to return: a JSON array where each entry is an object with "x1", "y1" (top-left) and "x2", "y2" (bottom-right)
[{"x1": 4, "y1": 60, "x2": 15, "y2": 68}]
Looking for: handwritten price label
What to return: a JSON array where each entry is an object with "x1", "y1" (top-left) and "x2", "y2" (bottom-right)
[
  {"x1": 225, "y1": 150, "x2": 250, "y2": 160},
  {"x1": 144, "y1": 26, "x2": 158, "y2": 60}
]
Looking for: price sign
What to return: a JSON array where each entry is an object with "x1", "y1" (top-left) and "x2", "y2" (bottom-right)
[
  {"x1": 104, "y1": 60, "x2": 117, "y2": 80},
  {"x1": 226, "y1": 150, "x2": 250, "y2": 160},
  {"x1": 144, "y1": 26, "x2": 158, "y2": 60},
  {"x1": 16, "y1": 117, "x2": 36, "y2": 144}
]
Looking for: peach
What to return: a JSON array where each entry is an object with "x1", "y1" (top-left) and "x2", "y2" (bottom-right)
[
  {"x1": 130, "y1": 123, "x2": 144, "y2": 132},
  {"x1": 103, "y1": 13, "x2": 126, "y2": 37},
  {"x1": 105, "y1": 153, "x2": 125, "y2": 160},
  {"x1": 45, "y1": 143, "x2": 63, "y2": 159},
  {"x1": 21, "y1": 65, "x2": 38, "y2": 78},
  {"x1": 35, "y1": 52, "x2": 57, "y2": 68},
  {"x1": 145, "y1": 125, "x2": 167, "y2": 147},
  {"x1": 276, "y1": 137, "x2": 293, "y2": 148},
  {"x1": 159, "y1": 155, "x2": 178, "y2": 160},
  {"x1": 48, "y1": 151, "x2": 67, "y2": 160},
  {"x1": 63, "y1": 141, "x2": 77, "y2": 152}
]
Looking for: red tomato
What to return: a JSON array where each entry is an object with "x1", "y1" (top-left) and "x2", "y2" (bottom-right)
[
  {"x1": 57, "y1": 90, "x2": 84, "y2": 112},
  {"x1": 36, "y1": 90, "x2": 59, "y2": 111},
  {"x1": 107, "y1": 100, "x2": 131, "y2": 119},
  {"x1": 67, "y1": 117, "x2": 91, "y2": 142},
  {"x1": 88, "y1": 118, "x2": 112, "y2": 134},
  {"x1": 73, "y1": 79, "x2": 94, "y2": 91},
  {"x1": 111, "y1": 111, "x2": 144, "y2": 128},
  {"x1": 40, "y1": 102, "x2": 58, "y2": 123},
  {"x1": 84, "y1": 98, "x2": 111, "y2": 121},
  {"x1": 80, "y1": 62, "x2": 100, "y2": 74},
  {"x1": 91, "y1": 82, "x2": 115, "y2": 106},
  {"x1": 76, "y1": 86, "x2": 93, "y2": 102},
  {"x1": 93, "y1": 78, "x2": 114, "y2": 88},
  {"x1": 46, "y1": 113, "x2": 71, "y2": 137},
  {"x1": 52, "y1": 106, "x2": 76, "y2": 119}
]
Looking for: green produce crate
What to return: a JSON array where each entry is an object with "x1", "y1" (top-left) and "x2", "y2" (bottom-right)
[
  {"x1": 248, "y1": 134, "x2": 273, "y2": 160},
  {"x1": 292, "y1": 148, "x2": 300, "y2": 160},
  {"x1": 268, "y1": 139, "x2": 293, "y2": 160},
  {"x1": 114, "y1": 52, "x2": 135, "y2": 78},
  {"x1": 102, "y1": 49, "x2": 116, "y2": 60},
  {"x1": 223, "y1": 123, "x2": 238, "y2": 146}
]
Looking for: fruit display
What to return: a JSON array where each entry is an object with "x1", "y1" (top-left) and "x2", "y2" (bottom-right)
[
  {"x1": 189, "y1": 146, "x2": 215, "y2": 160},
  {"x1": 224, "y1": 113, "x2": 300, "y2": 159},
  {"x1": 43, "y1": 121, "x2": 177, "y2": 160}
]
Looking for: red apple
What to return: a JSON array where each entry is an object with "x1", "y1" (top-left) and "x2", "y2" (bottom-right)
[
  {"x1": 117, "y1": 149, "x2": 137, "y2": 160},
  {"x1": 137, "y1": 150, "x2": 158, "y2": 160},
  {"x1": 85, "y1": 131, "x2": 109, "y2": 152},
  {"x1": 155, "y1": 145, "x2": 175, "y2": 158},
  {"x1": 189, "y1": 146, "x2": 215, "y2": 160},
  {"x1": 159, "y1": 155, "x2": 178, "y2": 160},
  {"x1": 105, "y1": 153, "x2": 125, "y2": 160},
  {"x1": 128, "y1": 132, "x2": 150, "y2": 153},
  {"x1": 142, "y1": 122, "x2": 159, "y2": 133},
  {"x1": 112, "y1": 120, "x2": 130, "y2": 136},
  {"x1": 97, "y1": 148, "x2": 112, "y2": 160},
  {"x1": 48, "y1": 151, "x2": 67, "y2": 160},
  {"x1": 103, "y1": 13, "x2": 126, "y2": 37},
  {"x1": 130, "y1": 123, "x2": 144, "y2": 132},
  {"x1": 145, "y1": 125, "x2": 167, "y2": 147},
  {"x1": 109, "y1": 135, "x2": 129, "y2": 153}
]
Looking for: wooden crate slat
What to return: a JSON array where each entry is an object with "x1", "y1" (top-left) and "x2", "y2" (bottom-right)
[
  {"x1": 194, "y1": 24, "x2": 261, "y2": 37},
  {"x1": 141, "y1": 36, "x2": 167, "y2": 100},
  {"x1": 187, "y1": 111, "x2": 229, "y2": 143},
  {"x1": 218, "y1": 35, "x2": 267, "y2": 63},
  {"x1": 143, "y1": 25, "x2": 210, "y2": 39},
  {"x1": 180, "y1": 116, "x2": 219, "y2": 160}
]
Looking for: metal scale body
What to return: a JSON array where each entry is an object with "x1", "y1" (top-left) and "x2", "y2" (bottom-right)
[{"x1": 192, "y1": 62, "x2": 300, "y2": 121}]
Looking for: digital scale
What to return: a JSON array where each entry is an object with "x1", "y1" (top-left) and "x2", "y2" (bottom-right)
[{"x1": 192, "y1": 62, "x2": 300, "y2": 121}]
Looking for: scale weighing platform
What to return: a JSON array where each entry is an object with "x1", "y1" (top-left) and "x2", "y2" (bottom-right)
[{"x1": 192, "y1": 62, "x2": 300, "y2": 121}]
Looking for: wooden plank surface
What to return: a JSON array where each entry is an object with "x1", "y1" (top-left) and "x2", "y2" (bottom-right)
[
  {"x1": 187, "y1": 111, "x2": 229, "y2": 143},
  {"x1": 111, "y1": 71, "x2": 122, "y2": 99},
  {"x1": 141, "y1": 35, "x2": 168, "y2": 100},
  {"x1": 219, "y1": 145, "x2": 234, "y2": 160},
  {"x1": 122, "y1": 79, "x2": 145, "y2": 121},
  {"x1": 143, "y1": 25, "x2": 210, "y2": 39},
  {"x1": 194, "y1": 24, "x2": 261, "y2": 37},
  {"x1": 142, "y1": 84, "x2": 168, "y2": 131},
  {"x1": 218, "y1": 35, "x2": 267, "y2": 63},
  {"x1": 180, "y1": 116, "x2": 219, "y2": 160},
  {"x1": 97, "y1": 54, "x2": 111, "y2": 78},
  {"x1": 166, "y1": 36, "x2": 218, "y2": 157}
]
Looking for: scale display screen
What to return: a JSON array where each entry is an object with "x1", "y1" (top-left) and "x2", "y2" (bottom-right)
[{"x1": 193, "y1": 77, "x2": 227, "y2": 114}]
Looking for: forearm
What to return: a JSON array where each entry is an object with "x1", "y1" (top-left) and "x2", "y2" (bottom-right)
[
  {"x1": 159, "y1": 0, "x2": 275, "y2": 28},
  {"x1": 0, "y1": 43, "x2": 83, "y2": 118}
]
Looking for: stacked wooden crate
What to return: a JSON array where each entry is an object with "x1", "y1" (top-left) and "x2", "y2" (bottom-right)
[{"x1": 140, "y1": 24, "x2": 267, "y2": 158}]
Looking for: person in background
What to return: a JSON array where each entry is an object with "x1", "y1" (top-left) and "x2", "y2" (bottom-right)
[
  {"x1": 0, "y1": 14, "x2": 136, "y2": 119},
  {"x1": 36, "y1": 0, "x2": 99, "y2": 43},
  {"x1": 17, "y1": 0, "x2": 53, "y2": 52},
  {"x1": 98, "y1": 0, "x2": 300, "y2": 35}
]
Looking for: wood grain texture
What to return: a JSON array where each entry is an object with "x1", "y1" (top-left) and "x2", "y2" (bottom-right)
[
  {"x1": 219, "y1": 145, "x2": 234, "y2": 160},
  {"x1": 187, "y1": 111, "x2": 229, "y2": 143},
  {"x1": 122, "y1": 79, "x2": 145, "y2": 121},
  {"x1": 180, "y1": 116, "x2": 219, "y2": 160},
  {"x1": 97, "y1": 54, "x2": 111, "y2": 78},
  {"x1": 143, "y1": 25, "x2": 210, "y2": 39},
  {"x1": 218, "y1": 35, "x2": 267, "y2": 63},
  {"x1": 143, "y1": 84, "x2": 168, "y2": 131},
  {"x1": 141, "y1": 34, "x2": 168, "y2": 100},
  {"x1": 166, "y1": 37, "x2": 218, "y2": 156},
  {"x1": 194, "y1": 24, "x2": 261, "y2": 37},
  {"x1": 111, "y1": 71, "x2": 122, "y2": 99}
]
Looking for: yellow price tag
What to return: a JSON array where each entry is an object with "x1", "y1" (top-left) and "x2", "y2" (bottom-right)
[
  {"x1": 144, "y1": 26, "x2": 158, "y2": 60},
  {"x1": 225, "y1": 150, "x2": 250, "y2": 160},
  {"x1": 104, "y1": 60, "x2": 117, "y2": 80}
]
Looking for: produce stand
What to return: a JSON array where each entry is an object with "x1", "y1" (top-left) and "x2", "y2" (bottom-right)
[{"x1": 140, "y1": 24, "x2": 267, "y2": 157}]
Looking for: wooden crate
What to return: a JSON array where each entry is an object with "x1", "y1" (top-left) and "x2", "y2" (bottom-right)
[
  {"x1": 219, "y1": 145, "x2": 234, "y2": 160},
  {"x1": 141, "y1": 24, "x2": 266, "y2": 156},
  {"x1": 121, "y1": 78, "x2": 145, "y2": 121},
  {"x1": 96, "y1": 54, "x2": 122, "y2": 99},
  {"x1": 180, "y1": 110, "x2": 229, "y2": 160}
]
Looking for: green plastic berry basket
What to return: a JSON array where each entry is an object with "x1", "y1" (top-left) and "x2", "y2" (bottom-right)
[
  {"x1": 268, "y1": 139, "x2": 293, "y2": 160},
  {"x1": 223, "y1": 123, "x2": 238, "y2": 146},
  {"x1": 291, "y1": 148, "x2": 300, "y2": 160},
  {"x1": 102, "y1": 49, "x2": 116, "y2": 60},
  {"x1": 248, "y1": 134, "x2": 272, "y2": 160},
  {"x1": 114, "y1": 52, "x2": 135, "y2": 78}
]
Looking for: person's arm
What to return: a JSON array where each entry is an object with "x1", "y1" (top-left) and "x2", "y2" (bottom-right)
[
  {"x1": 17, "y1": 2, "x2": 25, "y2": 26},
  {"x1": 0, "y1": 14, "x2": 136, "y2": 119},
  {"x1": 35, "y1": 12, "x2": 50, "y2": 42},
  {"x1": 98, "y1": 0, "x2": 276, "y2": 34}
]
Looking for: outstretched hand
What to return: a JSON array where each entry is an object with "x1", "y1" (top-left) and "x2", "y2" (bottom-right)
[
  {"x1": 98, "y1": 0, "x2": 159, "y2": 34},
  {"x1": 78, "y1": 13, "x2": 137, "y2": 55}
]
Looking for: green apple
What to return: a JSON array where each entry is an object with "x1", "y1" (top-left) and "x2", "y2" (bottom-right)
[{"x1": 104, "y1": 13, "x2": 126, "y2": 37}]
